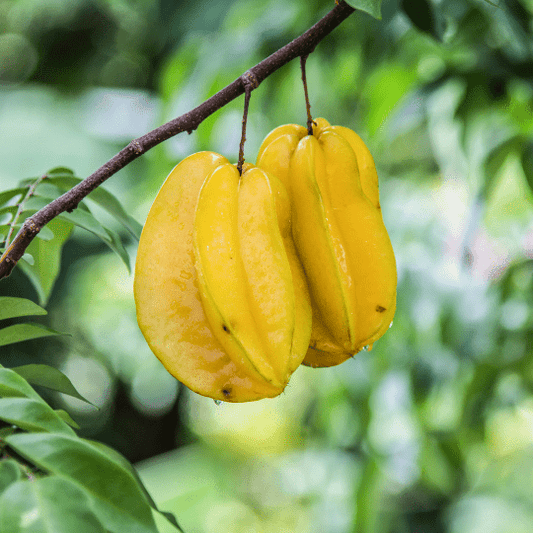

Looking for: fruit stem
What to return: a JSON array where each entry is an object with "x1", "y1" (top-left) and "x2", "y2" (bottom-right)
[
  {"x1": 300, "y1": 55, "x2": 314, "y2": 136},
  {"x1": 237, "y1": 70, "x2": 259, "y2": 176}
]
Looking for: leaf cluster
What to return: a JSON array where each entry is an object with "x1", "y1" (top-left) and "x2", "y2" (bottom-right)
[
  {"x1": 0, "y1": 297, "x2": 182, "y2": 533},
  {"x1": 1, "y1": 168, "x2": 141, "y2": 306}
]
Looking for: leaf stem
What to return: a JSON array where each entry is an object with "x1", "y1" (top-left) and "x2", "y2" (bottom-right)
[{"x1": 4, "y1": 174, "x2": 47, "y2": 250}]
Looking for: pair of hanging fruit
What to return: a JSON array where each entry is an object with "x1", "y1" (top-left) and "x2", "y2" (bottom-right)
[{"x1": 134, "y1": 118, "x2": 397, "y2": 402}]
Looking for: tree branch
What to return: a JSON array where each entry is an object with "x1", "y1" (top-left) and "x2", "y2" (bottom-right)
[{"x1": 0, "y1": 1, "x2": 355, "y2": 279}]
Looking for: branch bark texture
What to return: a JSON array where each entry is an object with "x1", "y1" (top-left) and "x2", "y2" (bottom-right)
[{"x1": 0, "y1": 1, "x2": 355, "y2": 279}]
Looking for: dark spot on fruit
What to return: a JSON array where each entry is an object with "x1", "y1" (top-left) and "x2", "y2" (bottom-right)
[
  {"x1": 222, "y1": 324, "x2": 229, "y2": 332},
  {"x1": 222, "y1": 388, "x2": 231, "y2": 397},
  {"x1": 376, "y1": 305, "x2": 386, "y2": 313}
]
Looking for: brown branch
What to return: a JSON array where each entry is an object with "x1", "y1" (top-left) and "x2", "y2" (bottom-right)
[{"x1": 0, "y1": 1, "x2": 355, "y2": 279}]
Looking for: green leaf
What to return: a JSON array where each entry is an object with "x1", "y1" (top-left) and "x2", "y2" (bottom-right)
[
  {"x1": 484, "y1": 151, "x2": 533, "y2": 235},
  {"x1": 35, "y1": 226, "x2": 55, "y2": 241},
  {"x1": 0, "y1": 297, "x2": 47, "y2": 321},
  {"x1": 344, "y1": 0, "x2": 382, "y2": 20},
  {"x1": 364, "y1": 63, "x2": 417, "y2": 134},
  {"x1": 87, "y1": 186, "x2": 143, "y2": 240},
  {"x1": 522, "y1": 140, "x2": 533, "y2": 193},
  {"x1": 57, "y1": 209, "x2": 131, "y2": 271},
  {"x1": 0, "y1": 397, "x2": 75, "y2": 435},
  {"x1": 47, "y1": 176, "x2": 142, "y2": 240},
  {"x1": 5, "y1": 433, "x2": 158, "y2": 533},
  {"x1": 4, "y1": 200, "x2": 130, "y2": 277},
  {"x1": 47, "y1": 167, "x2": 75, "y2": 176},
  {"x1": 87, "y1": 440, "x2": 184, "y2": 532},
  {"x1": 33, "y1": 182, "x2": 63, "y2": 201},
  {"x1": 156, "y1": 509, "x2": 185, "y2": 533},
  {"x1": 484, "y1": 135, "x2": 524, "y2": 197},
  {"x1": 17, "y1": 218, "x2": 73, "y2": 306},
  {"x1": 0, "y1": 367, "x2": 42, "y2": 400},
  {"x1": 0, "y1": 426, "x2": 17, "y2": 440},
  {"x1": 11, "y1": 364, "x2": 94, "y2": 406},
  {"x1": 0, "y1": 477, "x2": 106, "y2": 533},
  {"x1": 103, "y1": 226, "x2": 131, "y2": 272},
  {"x1": 0, "y1": 323, "x2": 65, "y2": 348},
  {"x1": 22, "y1": 195, "x2": 49, "y2": 212},
  {"x1": 0, "y1": 223, "x2": 11, "y2": 240},
  {"x1": 0, "y1": 188, "x2": 27, "y2": 208},
  {"x1": 54, "y1": 409, "x2": 80, "y2": 429},
  {"x1": 0, "y1": 204, "x2": 19, "y2": 219},
  {"x1": 400, "y1": 0, "x2": 442, "y2": 40},
  {"x1": 21, "y1": 253, "x2": 34, "y2": 265},
  {"x1": 0, "y1": 460, "x2": 21, "y2": 495}
]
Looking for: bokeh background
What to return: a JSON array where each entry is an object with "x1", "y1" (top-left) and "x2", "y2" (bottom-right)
[{"x1": 2, "y1": 0, "x2": 533, "y2": 531}]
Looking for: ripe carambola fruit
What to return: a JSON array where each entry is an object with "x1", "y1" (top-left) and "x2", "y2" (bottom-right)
[
  {"x1": 257, "y1": 118, "x2": 397, "y2": 367},
  {"x1": 134, "y1": 152, "x2": 311, "y2": 402}
]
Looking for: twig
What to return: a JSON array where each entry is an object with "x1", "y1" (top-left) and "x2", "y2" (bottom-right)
[
  {"x1": 0, "y1": 1, "x2": 355, "y2": 279},
  {"x1": 236, "y1": 71, "x2": 259, "y2": 175},
  {"x1": 300, "y1": 55, "x2": 315, "y2": 135},
  {"x1": 4, "y1": 173, "x2": 47, "y2": 249}
]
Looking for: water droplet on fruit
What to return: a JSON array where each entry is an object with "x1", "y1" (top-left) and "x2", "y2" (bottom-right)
[
  {"x1": 389, "y1": 321, "x2": 393, "y2": 329},
  {"x1": 213, "y1": 399, "x2": 223, "y2": 406},
  {"x1": 362, "y1": 345, "x2": 370, "y2": 351}
]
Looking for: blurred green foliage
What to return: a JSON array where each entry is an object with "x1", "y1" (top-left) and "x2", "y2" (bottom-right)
[{"x1": 2, "y1": 0, "x2": 533, "y2": 531}]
